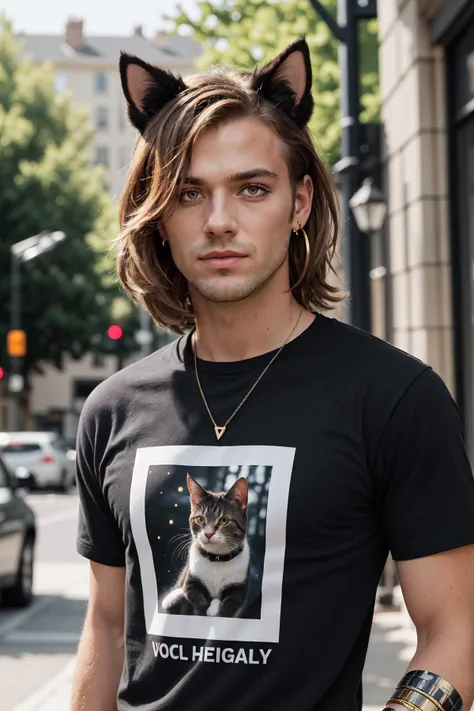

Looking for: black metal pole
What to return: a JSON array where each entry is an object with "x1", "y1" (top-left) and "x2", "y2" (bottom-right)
[
  {"x1": 10, "y1": 251, "x2": 21, "y2": 431},
  {"x1": 307, "y1": 0, "x2": 374, "y2": 331},
  {"x1": 337, "y1": 0, "x2": 371, "y2": 331}
]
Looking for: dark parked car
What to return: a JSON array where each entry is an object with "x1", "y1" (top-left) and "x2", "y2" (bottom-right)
[{"x1": 0, "y1": 455, "x2": 36, "y2": 607}]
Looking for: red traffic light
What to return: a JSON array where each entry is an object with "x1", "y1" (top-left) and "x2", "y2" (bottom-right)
[
  {"x1": 108, "y1": 325, "x2": 123, "y2": 340},
  {"x1": 0, "y1": 367, "x2": 4, "y2": 380}
]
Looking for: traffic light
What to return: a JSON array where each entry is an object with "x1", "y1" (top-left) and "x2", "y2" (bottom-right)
[
  {"x1": 107, "y1": 324, "x2": 123, "y2": 341},
  {"x1": 0, "y1": 367, "x2": 4, "y2": 380},
  {"x1": 7, "y1": 329, "x2": 27, "y2": 357},
  {"x1": 107, "y1": 323, "x2": 127, "y2": 371}
]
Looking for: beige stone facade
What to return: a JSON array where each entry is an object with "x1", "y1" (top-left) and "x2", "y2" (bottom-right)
[
  {"x1": 378, "y1": 0, "x2": 454, "y2": 391},
  {"x1": 378, "y1": 0, "x2": 474, "y2": 459}
]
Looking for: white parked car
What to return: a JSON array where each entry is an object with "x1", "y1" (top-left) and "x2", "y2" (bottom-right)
[{"x1": 0, "y1": 432, "x2": 76, "y2": 492}]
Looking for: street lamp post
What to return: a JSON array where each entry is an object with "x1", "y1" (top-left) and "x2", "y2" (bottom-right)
[
  {"x1": 349, "y1": 178, "x2": 390, "y2": 342},
  {"x1": 350, "y1": 176, "x2": 391, "y2": 608},
  {"x1": 9, "y1": 231, "x2": 66, "y2": 431},
  {"x1": 349, "y1": 178, "x2": 388, "y2": 235},
  {"x1": 308, "y1": 0, "x2": 378, "y2": 331}
]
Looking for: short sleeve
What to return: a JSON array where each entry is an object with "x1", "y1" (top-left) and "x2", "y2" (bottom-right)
[
  {"x1": 76, "y1": 407, "x2": 125, "y2": 567},
  {"x1": 375, "y1": 367, "x2": 474, "y2": 561}
]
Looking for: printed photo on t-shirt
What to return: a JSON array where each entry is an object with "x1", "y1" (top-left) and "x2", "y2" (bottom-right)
[
  {"x1": 145, "y1": 463, "x2": 270, "y2": 621},
  {"x1": 130, "y1": 445, "x2": 295, "y2": 643}
]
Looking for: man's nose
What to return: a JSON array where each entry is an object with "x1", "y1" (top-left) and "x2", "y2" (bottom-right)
[{"x1": 204, "y1": 196, "x2": 237, "y2": 238}]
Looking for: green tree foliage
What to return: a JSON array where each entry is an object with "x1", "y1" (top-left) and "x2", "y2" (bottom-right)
[
  {"x1": 0, "y1": 18, "x2": 134, "y2": 380},
  {"x1": 166, "y1": 0, "x2": 380, "y2": 166}
]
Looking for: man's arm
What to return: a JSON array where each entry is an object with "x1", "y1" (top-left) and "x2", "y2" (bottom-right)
[
  {"x1": 71, "y1": 562, "x2": 126, "y2": 711},
  {"x1": 389, "y1": 544, "x2": 474, "y2": 709}
]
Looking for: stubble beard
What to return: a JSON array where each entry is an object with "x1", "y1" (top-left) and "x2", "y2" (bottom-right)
[{"x1": 189, "y1": 247, "x2": 289, "y2": 305}]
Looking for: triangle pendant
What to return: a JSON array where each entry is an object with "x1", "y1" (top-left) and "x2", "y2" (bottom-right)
[{"x1": 214, "y1": 425, "x2": 226, "y2": 441}]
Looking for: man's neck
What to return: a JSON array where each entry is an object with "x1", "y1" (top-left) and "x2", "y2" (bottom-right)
[{"x1": 193, "y1": 294, "x2": 314, "y2": 362}]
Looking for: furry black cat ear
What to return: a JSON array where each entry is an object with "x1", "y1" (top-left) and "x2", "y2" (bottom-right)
[
  {"x1": 119, "y1": 52, "x2": 187, "y2": 135},
  {"x1": 251, "y1": 37, "x2": 314, "y2": 128}
]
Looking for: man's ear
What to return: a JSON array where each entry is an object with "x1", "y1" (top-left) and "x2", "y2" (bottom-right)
[
  {"x1": 251, "y1": 38, "x2": 314, "y2": 128},
  {"x1": 119, "y1": 52, "x2": 187, "y2": 135}
]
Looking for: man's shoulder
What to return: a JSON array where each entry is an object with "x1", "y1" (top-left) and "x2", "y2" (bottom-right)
[
  {"x1": 80, "y1": 337, "x2": 184, "y2": 424},
  {"x1": 324, "y1": 316, "x2": 427, "y2": 377},
  {"x1": 321, "y1": 318, "x2": 448, "y2": 465},
  {"x1": 318, "y1": 316, "x2": 430, "y2": 401}
]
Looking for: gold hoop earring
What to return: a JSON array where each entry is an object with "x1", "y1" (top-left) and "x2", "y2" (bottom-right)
[{"x1": 291, "y1": 223, "x2": 310, "y2": 291}]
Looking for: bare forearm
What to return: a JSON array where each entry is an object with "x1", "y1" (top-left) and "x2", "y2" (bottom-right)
[
  {"x1": 71, "y1": 617, "x2": 124, "y2": 711},
  {"x1": 388, "y1": 629, "x2": 474, "y2": 711}
]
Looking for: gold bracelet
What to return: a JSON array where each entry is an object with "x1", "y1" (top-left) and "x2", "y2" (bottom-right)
[
  {"x1": 401, "y1": 685, "x2": 446, "y2": 711},
  {"x1": 390, "y1": 688, "x2": 442, "y2": 711},
  {"x1": 398, "y1": 671, "x2": 462, "y2": 711},
  {"x1": 388, "y1": 698, "x2": 422, "y2": 711}
]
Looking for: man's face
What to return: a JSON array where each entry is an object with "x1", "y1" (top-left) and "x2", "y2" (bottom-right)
[{"x1": 161, "y1": 116, "x2": 313, "y2": 306}]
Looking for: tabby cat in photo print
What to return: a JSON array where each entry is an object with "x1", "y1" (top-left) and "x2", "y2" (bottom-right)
[{"x1": 161, "y1": 474, "x2": 250, "y2": 618}]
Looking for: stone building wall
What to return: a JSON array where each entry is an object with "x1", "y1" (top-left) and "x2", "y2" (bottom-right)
[{"x1": 378, "y1": 0, "x2": 454, "y2": 391}]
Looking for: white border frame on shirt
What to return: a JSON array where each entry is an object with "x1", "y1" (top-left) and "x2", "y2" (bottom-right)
[{"x1": 129, "y1": 445, "x2": 295, "y2": 643}]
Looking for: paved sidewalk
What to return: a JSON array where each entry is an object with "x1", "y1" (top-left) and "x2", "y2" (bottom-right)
[
  {"x1": 10, "y1": 659, "x2": 76, "y2": 711},
  {"x1": 7, "y1": 561, "x2": 89, "y2": 711}
]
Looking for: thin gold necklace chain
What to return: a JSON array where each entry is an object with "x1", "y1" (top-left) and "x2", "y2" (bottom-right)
[{"x1": 193, "y1": 308, "x2": 303, "y2": 440}]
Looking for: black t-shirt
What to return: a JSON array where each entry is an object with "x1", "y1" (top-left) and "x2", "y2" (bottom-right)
[{"x1": 76, "y1": 315, "x2": 474, "y2": 711}]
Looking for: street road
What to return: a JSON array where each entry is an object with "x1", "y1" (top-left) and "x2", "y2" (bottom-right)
[
  {"x1": 0, "y1": 491, "x2": 414, "y2": 711},
  {"x1": 0, "y1": 490, "x2": 87, "y2": 711}
]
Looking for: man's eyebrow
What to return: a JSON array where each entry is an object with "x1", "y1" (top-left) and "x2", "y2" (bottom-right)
[
  {"x1": 182, "y1": 169, "x2": 279, "y2": 185},
  {"x1": 227, "y1": 169, "x2": 279, "y2": 183},
  {"x1": 182, "y1": 176, "x2": 205, "y2": 186}
]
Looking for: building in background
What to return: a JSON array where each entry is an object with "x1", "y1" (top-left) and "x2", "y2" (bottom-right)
[
  {"x1": 18, "y1": 19, "x2": 201, "y2": 198},
  {"x1": 9, "y1": 20, "x2": 200, "y2": 439},
  {"x1": 378, "y1": 0, "x2": 474, "y2": 461}
]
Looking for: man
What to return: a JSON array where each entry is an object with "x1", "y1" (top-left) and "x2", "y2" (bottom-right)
[{"x1": 72, "y1": 38, "x2": 474, "y2": 711}]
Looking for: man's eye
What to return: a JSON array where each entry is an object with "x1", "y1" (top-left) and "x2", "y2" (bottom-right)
[
  {"x1": 180, "y1": 189, "x2": 201, "y2": 202},
  {"x1": 240, "y1": 183, "x2": 269, "y2": 198},
  {"x1": 196, "y1": 516, "x2": 206, "y2": 525}
]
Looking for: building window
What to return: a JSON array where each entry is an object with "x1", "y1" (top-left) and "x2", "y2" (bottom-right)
[
  {"x1": 95, "y1": 106, "x2": 109, "y2": 131},
  {"x1": 94, "y1": 71, "x2": 108, "y2": 94},
  {"x1": 54, "y1": 71, "x2": 69, "y2": 93},
  {"x1": 95, "y1": 146, "x2": 109, "y2": 168}
]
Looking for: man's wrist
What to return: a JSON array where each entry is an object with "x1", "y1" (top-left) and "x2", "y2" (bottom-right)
[{"x1": 382, "y1": 669, "x2": 464, "y2": 711}]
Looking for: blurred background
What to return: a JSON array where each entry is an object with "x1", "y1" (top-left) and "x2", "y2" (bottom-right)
[{"x1": 0, "y1": 0, "x2": 473, "y2": 709}]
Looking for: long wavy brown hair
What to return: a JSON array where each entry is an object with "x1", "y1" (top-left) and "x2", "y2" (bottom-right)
[{"x1": 117, "y1": 69, "x2": 343, "y2": 334}]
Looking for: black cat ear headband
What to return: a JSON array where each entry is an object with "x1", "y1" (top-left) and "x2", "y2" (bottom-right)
[{"x1": 119, "y1": 37, "x2": 314, "y2": 136}]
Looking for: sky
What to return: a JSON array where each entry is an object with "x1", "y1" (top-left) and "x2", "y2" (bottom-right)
[{"x1": 0, "y1": 0, "x2": 199, "y2": 35}]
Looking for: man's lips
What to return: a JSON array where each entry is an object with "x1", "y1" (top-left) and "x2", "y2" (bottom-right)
[{"x1": 199, "y1": 251, "x2": 247, "y2": 268}]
